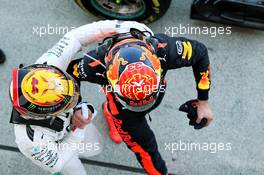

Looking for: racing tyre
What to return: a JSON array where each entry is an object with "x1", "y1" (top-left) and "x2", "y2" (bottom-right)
[{"x1": 75, "y1": 0, "x2": 172, "y2": 23}]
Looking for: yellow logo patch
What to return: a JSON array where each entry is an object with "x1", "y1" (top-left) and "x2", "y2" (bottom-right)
[
  {"x1": 73, "y1": 64, "x2": 80, "y2": 78},
  {"x1": 182, "y1": 41, "x2": 193, "y2": 60}
]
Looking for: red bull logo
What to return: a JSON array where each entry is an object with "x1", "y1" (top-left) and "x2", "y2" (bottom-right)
[{"x1": 129, "y1": 96, "x2": 155, "y2": 106}]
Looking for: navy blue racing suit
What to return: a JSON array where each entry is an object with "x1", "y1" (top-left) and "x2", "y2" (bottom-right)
[{"x1": 66, "y1": 33, "x2": 211, "y2": 175}]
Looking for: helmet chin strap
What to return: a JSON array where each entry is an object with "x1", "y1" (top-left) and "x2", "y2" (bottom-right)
[{"x1": 49, "y1": 115, "x2": 56, "y2": 125}]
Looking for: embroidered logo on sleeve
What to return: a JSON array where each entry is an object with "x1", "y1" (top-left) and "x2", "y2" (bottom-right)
[
  {"x1": 88, "y1": 61, "x2": 100, "y2": 67},
  {"x1": 182, "y1": 41, "x2": 193, "y2": 60},
  {"x1": 73, "y1": 63, "x2": 80, "y2": 78},
  {"x1": 78, "y1": 59, "x2": 88, "y2": 78},
  {"x1": 198, "y1": 70, "x2": 210, "y2": 90},
  {"x1": 176, "y1": 41, "x2": 183, "y2": 55},
  {"x1": 31, "y1": 145, "x2": 59, "y2": 168}
]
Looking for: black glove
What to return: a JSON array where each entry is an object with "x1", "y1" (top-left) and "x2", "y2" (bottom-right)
[
  {"x1": 0, "y1": 49, "x2": 6, "y2": 64},
  {"x1": 179, "y1": 99, "x2": 207, "y2": 130}
]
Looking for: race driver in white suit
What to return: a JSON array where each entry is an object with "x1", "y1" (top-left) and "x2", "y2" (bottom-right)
[{"x1": 9, "y1": 20, "x2": 153, "y2": 175}]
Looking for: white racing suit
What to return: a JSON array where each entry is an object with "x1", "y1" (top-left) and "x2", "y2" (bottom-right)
[
  {"x1": 14, "y1": 20, "x2": 153, "y2": 175},
  {"x1": 14, "y1": 109, "x2": 102, "y2": 175}
]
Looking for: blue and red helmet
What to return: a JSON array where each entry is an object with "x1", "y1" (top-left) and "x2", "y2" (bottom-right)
[{"x1": 106, "y1": 39, "x2": 162, "y2": 112}]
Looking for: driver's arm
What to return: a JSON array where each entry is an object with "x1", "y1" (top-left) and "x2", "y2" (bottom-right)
[
  {"x1": 35, "y1": 20, "x2": 153, "y2": 71},
  {"x1": 156, "y1": 34, "x2": 211, "y2": 100}
]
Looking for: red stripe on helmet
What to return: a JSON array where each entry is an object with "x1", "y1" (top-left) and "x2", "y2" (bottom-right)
[
  {"x1": 12, "y1": 68, "x2": 19, "y2": 107},
  {"x1": 12, "y1": 68, "x2": 27, "y2": 115}
]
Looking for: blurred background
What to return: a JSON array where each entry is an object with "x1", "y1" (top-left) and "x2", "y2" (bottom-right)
[{"x1": 0, "y1": 0, "x2": 264, "y2": 174}]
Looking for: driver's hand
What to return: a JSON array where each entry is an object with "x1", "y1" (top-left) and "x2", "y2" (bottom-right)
[
  {"x1": 72, "y1": 109, "x2": 92, "y2": 129},
  {"x1": 196, "y1": 100, "x2": 214, "y2": 127}
]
